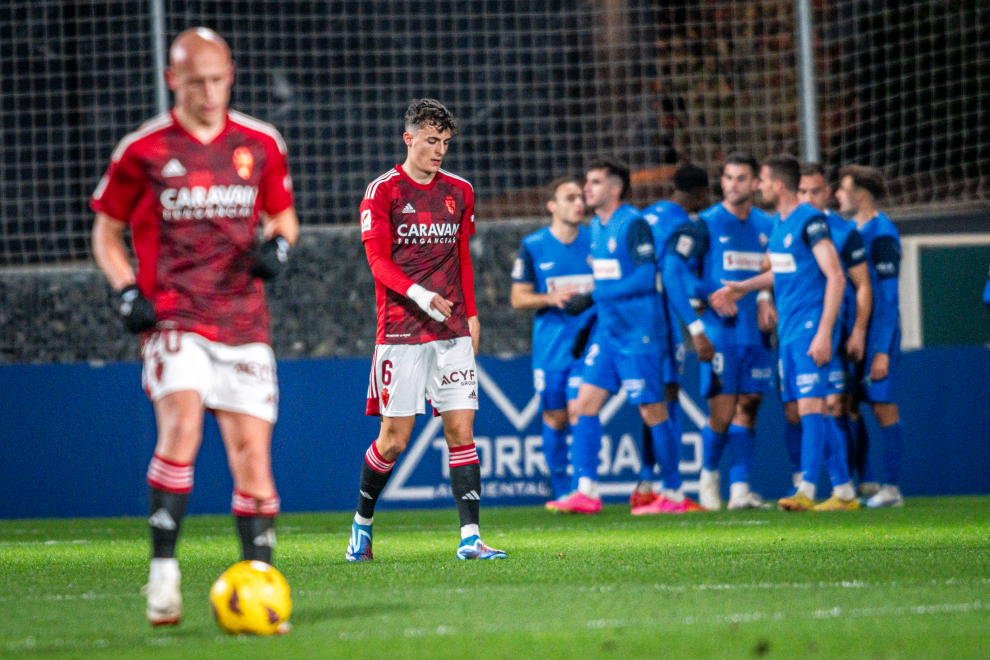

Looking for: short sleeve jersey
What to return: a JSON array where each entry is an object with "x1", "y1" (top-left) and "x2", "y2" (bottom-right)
[
  {"x1": 512, "y1": 226, "x2": 594, "y2": 371},
  {"x1": 360, "y1": 166, "x2": 475, "y2": 344},
  {"x1": 90, "y1": 110, "x2": 294, "y2": 346},
  {"x1": 642, "y1": 200, "x2": 691, "y2": 344},
  {"x1": 767, "y1": 203, "x2": 833, "y2": 345},
  {"x1": 589, "y1": 203, "x2": 659, "y2": 352},
  {"x1": 857, "y1": 212, "x2": 902, "y2": 355}
]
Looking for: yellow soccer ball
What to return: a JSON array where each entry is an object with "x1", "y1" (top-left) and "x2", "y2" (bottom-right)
[{"x1": 210, "y1": 560, "x2": 291, "y2": 635}]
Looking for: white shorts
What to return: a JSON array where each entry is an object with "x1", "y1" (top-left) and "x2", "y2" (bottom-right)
[
  {"x1": 366, "y1": 336, "x2": 479, "y2": 417},
  {"x1": 141, "y1": 330, "x2": 279, "y2": 423}
]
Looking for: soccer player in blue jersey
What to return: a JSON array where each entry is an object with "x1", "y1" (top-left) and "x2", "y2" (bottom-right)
[
  {"x1": 796, "y1": 164, "x2": 875, "y2": 497},
  {"x1": 511, "y1": 177, "x2": 595, "y2": 500},
  {"x1": 631, "y1": 164, "x2": 711, "y2": 511},
  {"x1": 664, "y1": 153, "x2": 777, "y2": 511},
  {"x1": 716, "y1": 155, "x2": 857, "y2": 511},
  {"x1": 835, "y1": 165, "x2": 904, "y2": 508},
  {"x1": 547, "y1": 159, "x2": 702, "y2": 514}
]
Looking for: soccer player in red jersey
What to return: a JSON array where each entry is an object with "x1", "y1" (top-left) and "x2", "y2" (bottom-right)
[
  {"x1": 347, "y1": 99, "x2": 506, "y2": 561},
  {"x1": 90, "y1": 28, "x2": 299, "y2": 626}
]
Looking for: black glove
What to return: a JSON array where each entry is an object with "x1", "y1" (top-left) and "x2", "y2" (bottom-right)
[
  {"x1": 118, "y1": 284, "x2": 157, "y2": 334},
  {"x1": 564, "y1": 292, "x2": 593, "y2": 316},
  {"x1": 571, "y1": 324, "x2": 593, "y2": 359},
  {"x1": 250, "y1": 235, "x2": 291, "y2": 280}
]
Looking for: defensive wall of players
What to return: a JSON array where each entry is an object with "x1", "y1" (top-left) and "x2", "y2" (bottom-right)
[{"x1": 2, "y1": 346, "x2": 989, "y2": 519}]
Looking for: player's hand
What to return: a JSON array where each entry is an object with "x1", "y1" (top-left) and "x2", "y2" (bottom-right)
[
  {"x1": 468, "y1": 315, "x2": 480, "y2": 355},
  {"x1": 692, "y1": 333, "x2": 715, "y2": 362},
  {"x1": 407, "y1": 284, "x2": 450, "y2": 322},
  {"x1": 846, "y1": 328, "x2": 866, "y2": 363},
  {"x1": 564, "y1": 292, "x2": 594, "y2": 316},
  {"x1": 708, "y1": 285, "x2": 740, "y2": 317},
  {"x1": 870, "y1": 352, "x2": 890, "y2": 381},
  {"x1": 546, "y1": 288, "x2": 577, "y2": 309},
  {"x1": 807, "y1": 331, "x2": 832, "y2": 367},
  {"x1": 118, "y1": 284, "x2": 157, "y2": 334},
  {"x1": 757, "y1": 300, "x2": 777, "y2": 332},
  {"x1": 249, "y1": 235, "x2": 291, "y2": 280}
]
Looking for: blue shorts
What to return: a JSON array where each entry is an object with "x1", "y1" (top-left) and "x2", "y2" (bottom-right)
[
  {"x1": 851, "y1": 345, "x2": 900, "y2": 404},
  {"x1": 778, "y1": 340, "x2": 840, "y2": 402},
  {"x1": 580, "y1": 333, "x2": 663, "y2": 405},
  {"x1": 534, "y1": 360, "x2": 583, "y2": 411},
  {"x1": 700, "y1": 344, "x2": 773, "y2": 399}
]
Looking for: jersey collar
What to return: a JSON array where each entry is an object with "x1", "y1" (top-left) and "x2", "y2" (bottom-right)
[
  {"x1": 396, "y1": 164, "x2": 440, "y2": 191},
  {"x1": 169, "y1": 109, "x2": 231, "y2": 146}
]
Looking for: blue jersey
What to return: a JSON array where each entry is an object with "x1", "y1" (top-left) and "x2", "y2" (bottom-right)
[
  {"x1": 768, "y1": 203, "x2": 834, "y2": 346},
  {"x1": 512, "y1": 226, "x2": 595, "y2": 371},
  {"x1": 642, "y1": 200, "x2": 688, "y2": 346},
  {"x1": 825, "y1": 211, "x2": 867, "y2": 337},
  {"x1": 857, "y1": 212, "x2": 901, "y2": 356},
  {"x1": 664, "y1": 202, "x2": 773, "y2": 346},
  {"x1": 589, "y1": 203, "x2": 660, "y2": 353}
]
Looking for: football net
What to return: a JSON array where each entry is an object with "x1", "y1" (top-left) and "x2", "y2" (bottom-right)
[{"x1": 1, "y1": 0, "x2": 986, "y2": 265}]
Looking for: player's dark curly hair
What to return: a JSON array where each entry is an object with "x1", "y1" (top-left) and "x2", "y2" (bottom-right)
[
  {"x1": 764, "y1": 154, "x2": 802, "y2": 193},
  {"x1": 673, "y1": 164, "x2": 709, "y2": 193},
  {"x1": 723, "y1": 152, "x2": 760, "y2": 177},
  {"x1": 405, "y1": 99, "x2": 458, "y2": 135},
  {"x1": 838, "y1": 164, "x2": 886, "y2": 201},
  {"x1": 587, "y1": 158, "x2": 631, "y2": 200}
]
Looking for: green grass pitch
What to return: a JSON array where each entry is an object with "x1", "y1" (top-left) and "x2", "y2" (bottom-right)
[{"x1": 2, "y1": 498, "x2": 989, "y2": 659}]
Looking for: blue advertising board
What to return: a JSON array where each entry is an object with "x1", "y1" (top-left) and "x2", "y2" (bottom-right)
[{"x1": 1, "y1": 346, "x2": 989, "y2": 519}]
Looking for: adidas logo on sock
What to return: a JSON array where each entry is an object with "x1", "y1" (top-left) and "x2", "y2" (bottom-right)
[
  {"x1": 402, "y1": 203, "x2": 416, "y2": 214},
  {"x1": 253, "y1": 529, "x2": 277, "y2": 547},
  {"x1": 161, "y1": 158, "x2": 186, "y2": 177},
  {"x1": 360, "y1": 490, "x2": 372, "y2": 499},
  {"x1": 461, "y1": 490, "x2": 480, "y2": 501},
  {"x1": 148, "y1": 508, "x2": 176, "y2": 530}
]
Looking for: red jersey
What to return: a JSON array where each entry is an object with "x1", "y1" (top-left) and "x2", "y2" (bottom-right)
[
  {"x1": 360, "y1": 166, "x2": 475, "y2": 344},
  {"x1": 90, "y1": 110, "x2": 293, "y2": 346}
]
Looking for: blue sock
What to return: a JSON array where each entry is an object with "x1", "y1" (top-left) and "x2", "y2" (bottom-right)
[
  {"x1": 784, "y1": 422, "x2": 802, "y2": 474},
  {"x1": 571, "y1": 415, "x2": 602, "y2": 490},
  {"x1": 651, "y1": 417, "x2": 682, "y2": 492},
  {"x1": 799, "y1": 413, "x2": 826, "y2": 486},
  {"x1": 878, "y1": 422, "x2": 903, "y2": 485},
  {"x1": 727, "y1": 424, "x2": 754, "y2": 485},
  {"x1": 851, "y1": 416, "x2": 876, "y2": 483},
  {"x1": 639, "y1": 422, "x2": 656, "y2": 482},
  {"x1": 702, "y1": 425, "x2": 729, "y2": 472},
  {"x1": 824, "y1": 416, "x2": 851, "y2": 487},
  {"x1": 542, "y1": 423, "x2": 571, "y2": 498}
]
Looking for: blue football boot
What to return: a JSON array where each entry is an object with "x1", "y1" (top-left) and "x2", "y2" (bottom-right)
[
  {"x1": 456, "y1": 535, "x2": 507, "y2": 560},
  {"x1": 346, "y1": 520, "x2": 373, "y2": 561}
]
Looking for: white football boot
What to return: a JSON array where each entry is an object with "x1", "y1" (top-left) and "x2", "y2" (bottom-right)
[
  {"x1": 698, "y1": 469, "x2": 722, "y2": 511},
  {"x1": 727, "y1": 482, "x2": 771, "y2": 510},
  {"x1": 142, "y1": 558, "x2": 182, "y2": 626},
  {"x1": 866, "y1": 485, "x2": 903, "y2": 508}
]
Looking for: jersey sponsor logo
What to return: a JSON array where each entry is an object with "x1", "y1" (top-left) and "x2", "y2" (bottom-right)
[
  {"x1": 161, "y1": 158, "x2": 186, "y2": 177},
  {"x1": 233, "y1": 146, "x2": 254, "y2": 180},
  {"x1": 607, "y1": 237, "x2": 617, "y2": 253},
  {"x1": 751, "y1": 367, "x2": 772, "y2": 380},
  {"x1": 545, "y1": 274, "x2": 594, "y2": 294},
  {"x1": 441, "y1": 369, "x2": 476, "y2": 387},
  {"x1": 635, "y1": 243, "x2": 655, "y2": 258},
  {"x1": 445, "y1": 195, "x2": 456, "y2": 215},
  {"x1": 159, "y1": 185, "x2": 259, "y2": 220},
  {"x1": 796, "y1": 372, "x2": 819, "y2": 394},
  {"x1": 395, "y1": 221, "x2": 460, "y2": 244},
  {"x1": 769, "y1": 252, "x2": 797, "y2": 273},
  {"x1": 850, "y1": 247, "x2": 866, "y2": 261},
  {"x1": 783, "y1": 233, "x2": 793, "y2": 248},
  {"x1": 675, "y1": 234, "x2": 694, "y2": 257},
  {"x1": 539, "y1": 261, "x2": 555, "y2": 271},
  {"x1": 592, "y1": 258, "x2": 622, "y2": 280},
  {"x1": 722, "y1": 250, "x2": 765, "y2": 272},
  {"x1": 876, "y1": 261, "x2": 897, "y2": 276},
  {"x1": 806, "y1": 220, "x2": 829, "y2": 241},
  {"x1": 402, "y1": 203, "x2": 416, "y2": 214},
  {"x1": 234, "y1": 361, "x2": 276, "y2": 384},
  {"x1": 361, "y1": 209, "x2": 372, "y2": 232}
]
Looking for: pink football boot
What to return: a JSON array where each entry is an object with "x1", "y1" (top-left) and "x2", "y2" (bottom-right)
[
  {"x1": 631, "y1": 494, "x2": 705, "y2": 515},
  {"x1": 545, "y1": 491, "x2": 602, "y2": 514}
]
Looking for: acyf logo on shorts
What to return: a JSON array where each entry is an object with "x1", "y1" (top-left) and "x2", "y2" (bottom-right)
[{"x1": 441, "y1": 369, "x2": 476, "y2": 386}]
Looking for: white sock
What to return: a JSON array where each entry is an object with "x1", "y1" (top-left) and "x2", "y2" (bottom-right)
[
  {"x1": 577, "y1": 477, "x2": 599, "y2": 499},
  {"x1": 354, "y1": 513, "x2": 373, "y2": 526},
  {"x1": 798, "y1": 480, "x2": 816, "y2": 500},
  {"x1": 636, "y1": 480, "x2": 654, "y2": 494},
  {"x1": 792, "y1": 472, "x2": 804, "y2": 489},
  {"x1": 729, "y1": 481, "x2": 751, "y2": 501},
  {"x1": 663, "y1": 488, "x2": 684, "y2": 503},
  {"x1": 833, "y1": 481, "x2": 855, "y2": 501},
  {"x1": 460, "y1": 524, "x2": 480, "y2": 540},
  {"x1": 149, "y1": 557, "x2": 179, "y2": 582},
  {"x1": 700, "y1": 469, "x2": 719, "y2": 486}
]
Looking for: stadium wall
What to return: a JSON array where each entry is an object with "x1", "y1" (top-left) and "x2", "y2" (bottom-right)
[{"x1": 2, "y1": 348, "x2": 989, "y2": 520}]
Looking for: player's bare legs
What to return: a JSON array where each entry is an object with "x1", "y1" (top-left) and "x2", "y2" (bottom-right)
[{"x1": 216, "y1": 410, "x2": 279, "y2": 563}]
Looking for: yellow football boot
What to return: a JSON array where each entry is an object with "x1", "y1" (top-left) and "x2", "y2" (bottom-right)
[
  {"x1": 778, "y1": 491, "x2": 815, "y2": 511},
  {"x1": 813, "y1": 494, "x2": 861, "y2": 511}
]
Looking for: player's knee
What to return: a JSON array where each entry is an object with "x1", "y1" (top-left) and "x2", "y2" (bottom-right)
[
  {"x1": 543, "y1": 409, "x2": 568, "y2": 431},
  {"x1": 825, "y1": 396, "x2": 845, "y2": 418},
  {"x1": 783, "y1": 402, "x2": 801, "y2": 425},
  {"x1": 873, "y1": 402, "x2": 900, "y2": 426}
]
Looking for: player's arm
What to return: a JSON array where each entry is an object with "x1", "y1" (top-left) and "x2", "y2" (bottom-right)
[
  {"x1": 458, "y1": 223, "x2": 480, "y2": 353},
  {"x1": 867, "y1": 235, "x2": 901, "y2": 380},
  {"x1": 662, "y1": 222, "x2": 715, "y2": 361},
  {"x1": 509, "y1": 243, "x2": 578, "y2": 310},
  {"x1": 92, "y1": 212, "x2": 157, "y2": 333},
  {"x1": 809, "y1": 230, "x2": 847, "y2": 368},
  {"x1": 593, "y1": 218, "x2": 656, "y2": 301},
  {"x1": 841, "y1": 230, "x2": 872, "y2": 362},
  {"x1": 709, "y1": 268, "x2": 775, "y2": 318},
  {"x1": 250, "y1": 142, "x2": 299, "y2": 279}
]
